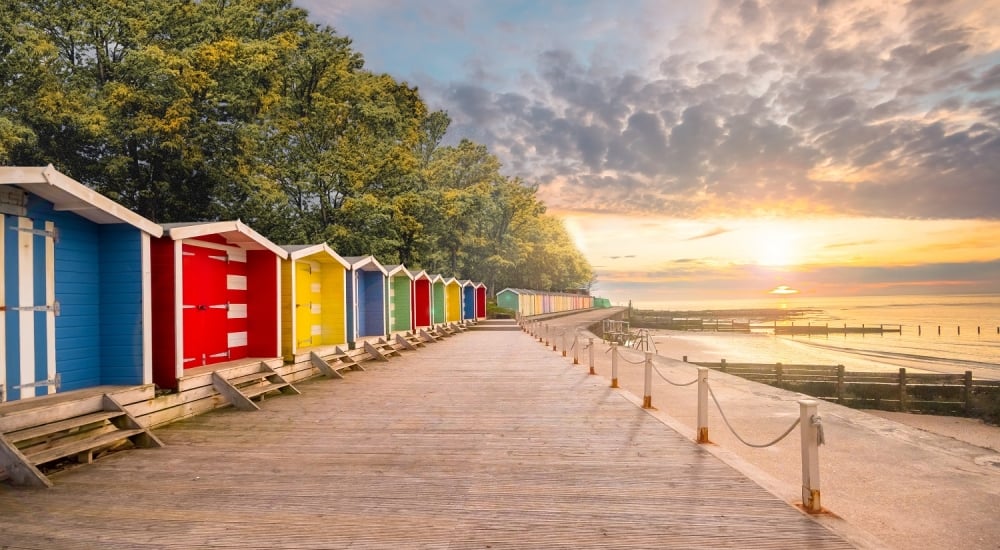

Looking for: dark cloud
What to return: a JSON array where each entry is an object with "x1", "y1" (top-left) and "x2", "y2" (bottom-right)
[{"x1": 426, "y1": 0, "x2": 999, "y2": 220}]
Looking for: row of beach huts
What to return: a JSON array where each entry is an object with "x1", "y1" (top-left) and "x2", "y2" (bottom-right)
[{"x1": 0, "y1": 165, "x2": 597, "y2": 487}]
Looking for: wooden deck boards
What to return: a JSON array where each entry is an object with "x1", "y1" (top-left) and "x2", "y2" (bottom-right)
[{"x1": 0, "y1": 331, "x2": 852, "y2": 549}]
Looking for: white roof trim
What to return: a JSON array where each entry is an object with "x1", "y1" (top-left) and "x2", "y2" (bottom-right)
[
  {"x1": 0, "y1": 165, "x2": 162, "y2": 236},
  {"x1": 281, "y1": 243, "x2": 350, "y2": 269},
  {"x1": 162, "y1": 220, "x2": 287, "y2": 258}
]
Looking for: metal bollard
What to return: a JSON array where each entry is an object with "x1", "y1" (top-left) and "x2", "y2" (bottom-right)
[
  {"x1": 799, "y1": 399, "x2": 822, "y2": 513},
  {"x1": 610, "y1": 343, "x2": 619, "y2": 388},
  {"x1": 697, "y1": 367, "x2": 709, "y2": 443},
  {"x1": 642, "y1": 352, "x2": 653, "y2": 409},
  {"x1": 573, "y1": 334, "x2": 579, "y2": 364},
  {"x1": 588, "y1": 338, "x2": 595, "y2": 375}
]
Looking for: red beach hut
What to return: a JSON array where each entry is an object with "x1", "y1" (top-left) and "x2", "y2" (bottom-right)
[
  {"x1": 474, "y1": 282, "x2": 487, "y2": 320},
  {"x1": 150, "y1": 221, "x2": 288, "y2": 389},
  {"x1": 410, "y1": 271, "x2": 433, "y2": 330}
]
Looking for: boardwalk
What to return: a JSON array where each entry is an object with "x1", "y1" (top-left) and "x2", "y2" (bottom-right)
[{"x1": 0, "y1": 328, "x2": 852, "y2": 549}]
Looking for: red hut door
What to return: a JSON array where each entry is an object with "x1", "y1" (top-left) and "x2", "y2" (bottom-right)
[{"x1": 182, "y1": 244, "x2": 229, "y2": 367}]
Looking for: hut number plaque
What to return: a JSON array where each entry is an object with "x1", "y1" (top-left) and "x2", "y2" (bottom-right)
[{"x1": 0, "y1": 187, "x2": 27, "y2": 216}]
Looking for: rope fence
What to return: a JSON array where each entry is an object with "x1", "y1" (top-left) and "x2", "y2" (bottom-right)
[{"x1": 532, "y1": 326, "x2": 826, "y2": 514}]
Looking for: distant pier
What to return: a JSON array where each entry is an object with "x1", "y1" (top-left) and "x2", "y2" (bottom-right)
[{"x1": 768, "y1": 323, "x2": 903, "y2": 335}]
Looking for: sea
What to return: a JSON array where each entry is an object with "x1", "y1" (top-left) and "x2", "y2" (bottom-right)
[{"x1": 635, "y1": 294, "x2": 1000, "y2": 377}]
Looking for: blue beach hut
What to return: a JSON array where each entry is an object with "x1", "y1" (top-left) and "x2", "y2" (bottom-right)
[
  {"x1": 0, "y1": 166, "x2": 162, "y2": 402},
  {"x1": 343, "y1": 255, "x2": 389, "y2": 345},
  {"x1": 460, "y1": 280, "x2": 476, "y2": 321}
]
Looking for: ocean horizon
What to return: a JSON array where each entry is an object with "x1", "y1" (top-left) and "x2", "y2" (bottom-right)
[{"x1": 630, "y1": 292, "x2": 1000, "y2": 377}]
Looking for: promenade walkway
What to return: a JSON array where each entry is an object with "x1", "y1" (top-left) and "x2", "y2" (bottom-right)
[{"x1": 0, "y1": 325, "x2": 851, "y2": 549}]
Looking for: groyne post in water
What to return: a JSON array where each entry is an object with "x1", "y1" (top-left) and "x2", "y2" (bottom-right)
[{"x1": 697, "y1": 367, "x2": 709, "y2": 443}]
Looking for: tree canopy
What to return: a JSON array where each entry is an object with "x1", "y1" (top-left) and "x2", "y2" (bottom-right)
[{"x1": 0, "y1": 0, "x2": 592, "y2": 293}]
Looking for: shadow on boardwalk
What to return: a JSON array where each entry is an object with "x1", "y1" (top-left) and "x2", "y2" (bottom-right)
[{"x1": 0, "y1": 329, "x2": 852, "y2": 549}]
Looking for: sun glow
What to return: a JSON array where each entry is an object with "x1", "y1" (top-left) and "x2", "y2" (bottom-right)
[{"x1": 754, "y1": 226, "x2": 800, "y2": 266}]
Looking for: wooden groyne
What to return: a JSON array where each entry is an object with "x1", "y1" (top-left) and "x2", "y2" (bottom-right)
[
  {"x1": 769, "y1": 323, "x2": 902, "y2": 335},
  {"x1": 687, "y1": 359, "x2": 1000, "y2": 420}
]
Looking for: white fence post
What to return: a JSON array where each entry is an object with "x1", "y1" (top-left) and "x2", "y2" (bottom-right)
[
  {"x1": 799, "y1": 399, "x2": 822, "y2": 513},
  {"x1": 588, "y1": 338, "x2": 595, "y2": 375},
  {"x1": 610, "y1": 343, "x2": 619, "y2": 388},
  {"x1": 642, "y1": 352, "x2": 653, "y2": 409},
  {"x1": 697, "y1": 367, "x2": 709, "y2": 443}
]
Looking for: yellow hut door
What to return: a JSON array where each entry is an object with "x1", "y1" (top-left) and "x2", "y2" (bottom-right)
[{"x1": 295, "y1": 261, "x2": 321, "y2": 349}]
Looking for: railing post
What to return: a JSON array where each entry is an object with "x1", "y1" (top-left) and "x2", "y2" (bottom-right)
[
  {"x1": 554, "y1": 330, "x2": 560, "y2": 352},
  {"x1": 544, "y1": 324, "x2": 549, "y2": 345},
  {"x1": 588, "y1": 338, "x2": 595, "y2": 375},
  {"x1": 799, "y1": 399, "x2": 822, "y2": 513},
  {"x1": 572, "y1": 333, "x2": 578, "y2": 363},
  {"x1": 697, "y1": 367, "x2": 709, "y2": 443},
  {"x1": 964, "y1": 370, "x2": 973, "y2": 413},
  {"x1": 642, "y1": 352, "x2": 653, "y2": 409},
  {"x1": 611, "y1": 343, "x2": 619, "y2": 388}
]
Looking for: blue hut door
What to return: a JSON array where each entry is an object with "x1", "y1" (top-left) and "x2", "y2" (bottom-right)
[{"x1": 1, "y1": 214, "x2": 57, "y2": 402}]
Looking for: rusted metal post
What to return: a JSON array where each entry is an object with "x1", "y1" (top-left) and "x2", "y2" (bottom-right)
[
  {"x1": 588, "y1": 338, "x2": 595, "y2": 374},
  {"x1": 697, "y1": 367, "x2": 709, "y2": 443},
  {"x1": 642, "y1": 352, "x2": 653, "y2": 409},
  {"x1": 544, "y1": 324, "x2": 549, "y2": 345},
  {"x1": 572, "y1": 334, "x2": 579, "y2": 363},
  {"x1": 799, "y1": 399, "x2": 822, "y2": 513},
  {"x1": 610, "y1": 343, "x2": 619, "y2": 388},
  {"x1": 555, "y1": 330, "x2": 561, "y2": 352}
]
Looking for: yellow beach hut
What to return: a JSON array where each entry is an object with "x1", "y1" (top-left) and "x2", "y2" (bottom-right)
[
  {"x1": 444, "y1": 277, "x2": 462, "y2": 323},
  {"x1": 279, "y1": 244, "x2": 350, "y2": 362}
]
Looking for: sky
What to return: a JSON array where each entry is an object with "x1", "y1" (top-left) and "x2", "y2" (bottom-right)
[{"x1": 297, "y1": 0, "x2": 1000, "y2": 306}]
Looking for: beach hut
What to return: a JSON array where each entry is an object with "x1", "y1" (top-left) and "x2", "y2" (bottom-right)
[
  {"x1": 430, "y1": 274, "x2": 446, "y2": 325},
  {"x1": 496, "y1": 288, "x2": 522, "y2": 315},
  {"x1": 343, "y1": 256, "x2": 388, "y2": 344},
  {"x1": 279, "y1": 244, "x2": 350, "y2": 361},
  {"x1": 474, "y1": 282, "x2": 487, "y2": 320},
  {"x1": 444, "y1": 277, "x2": 462, "y2": 323},
  {"x1": 384, "y1": 264, "x2": 414, "y2": 334},
  {"x1": 460, "y1": 280, "x2": 476, "y2": 321},
  {"x1": 150, "y1": 220, "x2": 287, "y2": 389},
  {"x1": 0, "y1": 166, "x2": 162, "y2": 402},
  {"x1": 410, "y1": 271, "x2": 433, "y2": 330}
]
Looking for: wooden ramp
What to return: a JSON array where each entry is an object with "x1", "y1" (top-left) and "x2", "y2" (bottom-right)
[{"x1": 0, "y1": 331, "x2": 852, "y2": 549}]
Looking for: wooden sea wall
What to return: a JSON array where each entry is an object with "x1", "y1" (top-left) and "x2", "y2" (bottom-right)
[{"x1": 690, "y1": 360, "x2": 1000, "y2": 421}]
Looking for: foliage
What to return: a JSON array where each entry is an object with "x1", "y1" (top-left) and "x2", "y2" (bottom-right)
[{"x1": 0, "y1": 0, "x2": 592, "y2": 293}]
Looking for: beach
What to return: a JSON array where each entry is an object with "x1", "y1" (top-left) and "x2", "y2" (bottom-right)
[{"x1": 538, "y1": 309, "x2": 1000, "y2": 550}]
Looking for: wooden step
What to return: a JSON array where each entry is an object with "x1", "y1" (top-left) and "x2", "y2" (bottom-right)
[
  {"x1": 227, "y1": 371, "x2": 273, "y2": 386},
  {"x1": 6, "y1": 411, "x2": 126, "y2": 445},
  {"x1": 241, "y1": 381, "x2": 290, "y2": 399},
  {"x1": 27, "y1": 428, "x2": 146, "y2": 466}
]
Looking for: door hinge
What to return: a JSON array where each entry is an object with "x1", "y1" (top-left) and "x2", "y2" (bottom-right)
[
  {"x1": 13, "y1": 373, "x2": 61, "y2": 392},
  {"x1": 0, "y1": 301, "x2": 60, "y2": 316},
  {"x1": 9, "y1": 225, "x2": 59, "y2": 243}
]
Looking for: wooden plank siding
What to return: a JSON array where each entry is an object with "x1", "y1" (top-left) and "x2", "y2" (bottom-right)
[{"x1": 0, "y1": 331, "x2": 851, "y2": 549}]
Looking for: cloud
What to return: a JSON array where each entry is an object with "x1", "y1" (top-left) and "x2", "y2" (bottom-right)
[{"x1": 685, "y1": 226, "x2": 732, "y2": 240}]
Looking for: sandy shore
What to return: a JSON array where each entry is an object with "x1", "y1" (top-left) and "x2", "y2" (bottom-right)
[{"x1": 534, "y1": 310, "x2": 1000, "y2": 550}]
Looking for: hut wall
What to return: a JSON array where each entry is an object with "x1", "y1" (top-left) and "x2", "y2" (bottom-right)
[
  {"x1": 320, "y1": 264, "x2": 346, "y2": 345},
  {"x1": 245, "y1": 250, "x2": 279, "y2": 357},
  {"x1": 390, "y1": 276, "x2": 411, "y2": 333},
  {"x1": 359, "y1": 271, "x2": 385, "y2": 337},
  {"x1": 432, "y1": 283, "x2": 446, "y2": 324},
  {"x1": 462, "y1": 287, "x2": 475, "y2": 320}
]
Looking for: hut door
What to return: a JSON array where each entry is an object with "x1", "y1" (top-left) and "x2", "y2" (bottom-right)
[
  {"x1": 295, "y1": 261, "x2": 320, "y2": 348},
  {"x1": 181, "y1": 244, "x2": 229, "y2": 367},
  {"x1": 1, "y1": 214, "x2": 57, "y2": 402}
]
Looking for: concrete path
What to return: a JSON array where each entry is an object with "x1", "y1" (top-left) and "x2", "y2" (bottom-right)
[{"x1": 537, "y1": 309, "x2": 1000, "y2": 550}]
